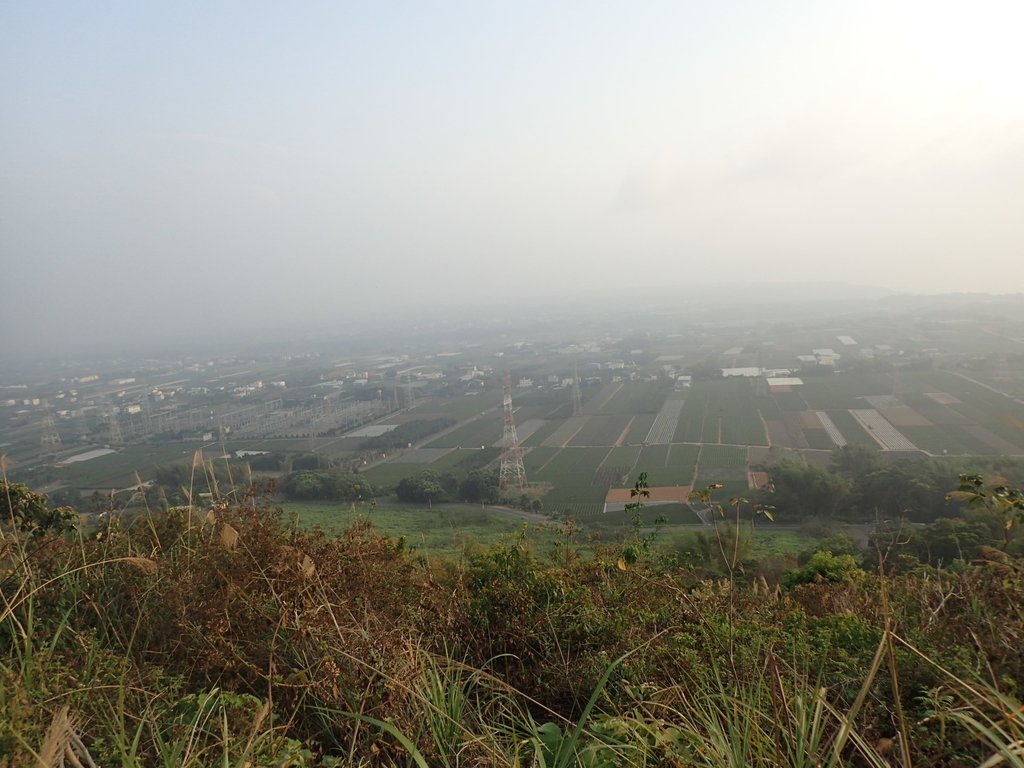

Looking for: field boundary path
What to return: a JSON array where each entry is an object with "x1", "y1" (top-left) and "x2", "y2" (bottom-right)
[
  {"x1": 615, "y1": 418, "x2": 634, "y2": 447},
  {"x1": 758, "y1": 409, "x2": 772, "y2": 448}
]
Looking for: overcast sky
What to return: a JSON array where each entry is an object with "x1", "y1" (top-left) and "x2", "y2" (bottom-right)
[{"x1": 2, "y1": 1, "x2": 1023, "y2": 357}]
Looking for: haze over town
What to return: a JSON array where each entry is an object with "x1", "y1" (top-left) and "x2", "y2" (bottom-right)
[{"x1": 3, "y1": 1, "x2": 1023, "y2": 360}]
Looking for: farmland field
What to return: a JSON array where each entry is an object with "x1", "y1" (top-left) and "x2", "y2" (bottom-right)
[
  {"x1": 580, "y1": 383, "x2": 623, "y2": 415},
  {"x1": 819, "y1": 409, "x2": 877, "y2": 447},
  {"x1": 597, "y1": 445, "x2": 642, "y2": 486},
  {"x1": 535, "y1": 446, "x2": 613, "y2": 515},
  {"x1": 55, "y1": 443, "x2": 211, "y2": 489},
  {"x1": 425, "y1": 416, "x2": 500, "y2": 449},
  {"x1": 624, "y1": 413, "x2": 657, "y2": 443},
  {"x1": 674, "y1": 384, "x2": 708, "y2": 442},
  {"x1": 521, "y1": 419, "x2": 563, "y2": 447},
  {"x1": 600, "y1": 381, "x2": 671, "y2": 415},
  {"x1": 328, "y1": 365, "x2": 1024, "y2": 518},
  {"x1": 283, "y1": 501, "x2": 564, "y2": 558},
  {"x1": 705, "y1": 378, "x2": 768, "y2": 445},
  {"x1": 190, "y1": 360, "x2": 1024, "y2": 539},
  {"x1": 646, "y1": 397, "x2": 685, "y2": 444},
  {"x1": 569, "y1": 413, "x2": 633, "y2": 446},
  {"x1": 697, "y1": 444, "x2": 748, "y2": 468}
]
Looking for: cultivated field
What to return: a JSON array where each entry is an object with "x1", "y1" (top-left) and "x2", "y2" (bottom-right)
[{"x1": 32, "y1": 361, "x2": 1024, "y2": 533}]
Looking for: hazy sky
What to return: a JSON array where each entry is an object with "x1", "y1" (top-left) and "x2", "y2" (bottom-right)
[{"x1": 2, "y1": 1, "x2": 1023, "y2": 356}]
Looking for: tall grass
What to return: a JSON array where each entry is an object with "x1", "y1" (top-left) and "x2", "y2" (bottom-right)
[{"x1": 2, "y1": 469, "x2": 1023, "y2": 765}]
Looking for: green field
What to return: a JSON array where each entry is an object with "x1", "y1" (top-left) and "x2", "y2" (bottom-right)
[
  {"x1": 674, "y1": 384, "x2": 708, "y2": 442},
  {"x1": 534, "y1": 446, "x2": 613, "y2": 513},
  {"x1": 705, "y1": 378, "x2": 768, "y2": 445},
  {"x1": 34, "y1": 358, "x2": 1024, "y2": 524},
  {"x1": 54, "y1": 443, "x2": 209, "y2": 489},
  {"x1": 283, "y1": 500, "x2": 563, "y2": 558},
  {"x1": 424, "y1": 416, "x2": 501, "y2": 449}
]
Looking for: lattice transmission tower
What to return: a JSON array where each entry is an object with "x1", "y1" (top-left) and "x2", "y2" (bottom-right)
[
  {"x1": 106, "y1": 406, "x2": 123, "y2": 446},
  {"x1": 39, "y1": 414, "x2": 64, "y2": 454},
  {"x1": 570, "y1": 361, "x2": 582, "y2": 417},
  {"x1": 498, "y1": 374, "x2": 527, "y2": 491}
]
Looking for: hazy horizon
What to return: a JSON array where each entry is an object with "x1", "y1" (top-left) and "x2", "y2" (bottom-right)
[{"x1": 3, "y1": 1, "x2": 1023, "y2": 359}]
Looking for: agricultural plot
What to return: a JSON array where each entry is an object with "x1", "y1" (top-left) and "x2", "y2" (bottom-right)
[
  {"x1": 777, "y1": 412, "x2": 812, "y2": 449},
  {"x1": 523, "y1": 447, "x2": 559, "y2": 474},
  {"x1": 510, "y1": 405, "x2": 555, "y2": 423},
  {"x1": 764, "y1": 419, "x2": 793, "y2": 448},
  {"x1": 674, "y1": 384, "x2": 708, "y2": 442},
  {"x1": 964, "y1": 369, "x2": 1024, "y2": 397},
  {"x1": 427, "y1": 447, "x2": 501, "y2": 473},
  {"x1": 542, "y1": 416, "x2": 590, "y2": 447},
  {"x1": 634, "y1": 445, "x2": 674, "y2": 485},
  {"x1": 899, "y1": 395, "x2": 973, "y2": 426},
  {"x1": 569, "y1": 414, "x2": 633, "y2": 446},
  {"x1": 595, "y1": 445, "x2": 642, "y2": 487},
  {"x1": 863, "y1": 396, "x2": 933, "y2": 428},
  {"x1": 417, "y1": 391, "x2": 503, "y2": 420},
  {"x1": 646, "y1": 398, "x2": 686, "y2": 444},
  {"x1": 521, "y1": 420, "x2": 564, "y2": 448},
  {"x1": 55, "y1": 443, "x2": 206, "y2": 490},
  {"x1": 704, "y1": 378, "x2": 768, "y2": 446},
  {"x1": 601, "y1": 381, "x2": 671, "y2": 415},
  {"x1": 508, "y1": 418, "x2": 546, "y2": 446},
  {"x1": 389, "y1": 448, "x2": 453, "y2": 464},
  {"x1": 799, "y1": 374, "x2": 895, "y2": 410},
  {"x1": 896, "y1": 426, "x2": 995, "y2": 456},
  {"x1": 925, "y1": 392, "x2": 962, "y2": 406},
  {"x1": 801, "y1": 426, "x2": 835, "y2": 451},
  {"x1": 816, "y1": 412, "x2": 847, "y2": 447},
  {"x1": 581, "y1": 383, "x2": 623, "y2": 415},
  {"x1": 959, "y1": 425, "x2": 1022, "y2": 455},
  {"x1": 230, "y1": 437, "x2": 358, "y2": 457},
  {"x1": 947, "y1": 388, "x2": 1024, "y2": 452},
  {"x1": 692, "y1": 466, "x2": 749, "y2": 501},
  {"x1": 667, "y1": 443, "x2": 700, "y2": 483},
  {"x1": 720, "y1": 409, "x2": 767, "y2": 446},
  {"x1": 755, "y1": 392, "x2": 784, "y2": 421},
  {"x1": 360, "y1": 462, "x2": 423, "y2": 489},
  {"x1": 425, "y1": 416, "x2": 500, "y2": 449},
  {"x1": 697, "y1": 444, "x2": 748, "y2": 468},
  {"x1": 535, "y1": 447, "x2": 614, "y2": 511},
  {"x1": 361, "y1": 447, "x2": 500, "y2": 488},
  {"x1": 624, "y1": 414, "x2": 656, "y2": 444},
  {"x1": 533, "y1": 446, "x2": 610, "y2": 482},
  {"x1": 896, "y1": 370, "x2": 973, "y2": 394},
  {"x1": 850, "y1": 410, "x2": 918, "y2": 451},
  {"x1": 820, "y1": 410, "x2": 878, "y2": 448},
  {"x1": 771, "y1": 390, "x2": 809, "y2": 412}
]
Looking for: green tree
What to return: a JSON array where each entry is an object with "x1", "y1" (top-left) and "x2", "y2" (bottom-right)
[
  {"x1": 765, "y1": 461, "x2": 850, "y2": 519},
  {"x1": 830, "y1": 444, "x2": 881, "y2": 478},
  {"x1": 1, "y1": 480, "x2": 78, "y2": 536},
  {"x1": 783, "y1": 550, "x2": 863, "y2": 588},
  {"x1": 395, "y1": 471, "x2": 447, "y2": 504},
  {"x1": 459, "y1": 469, "x2": 499, "y2": 504}
]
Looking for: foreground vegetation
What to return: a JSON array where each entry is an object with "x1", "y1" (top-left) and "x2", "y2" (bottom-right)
[{"x1": 2, "y1": 477, "x2": 1024, "y2": 766}]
